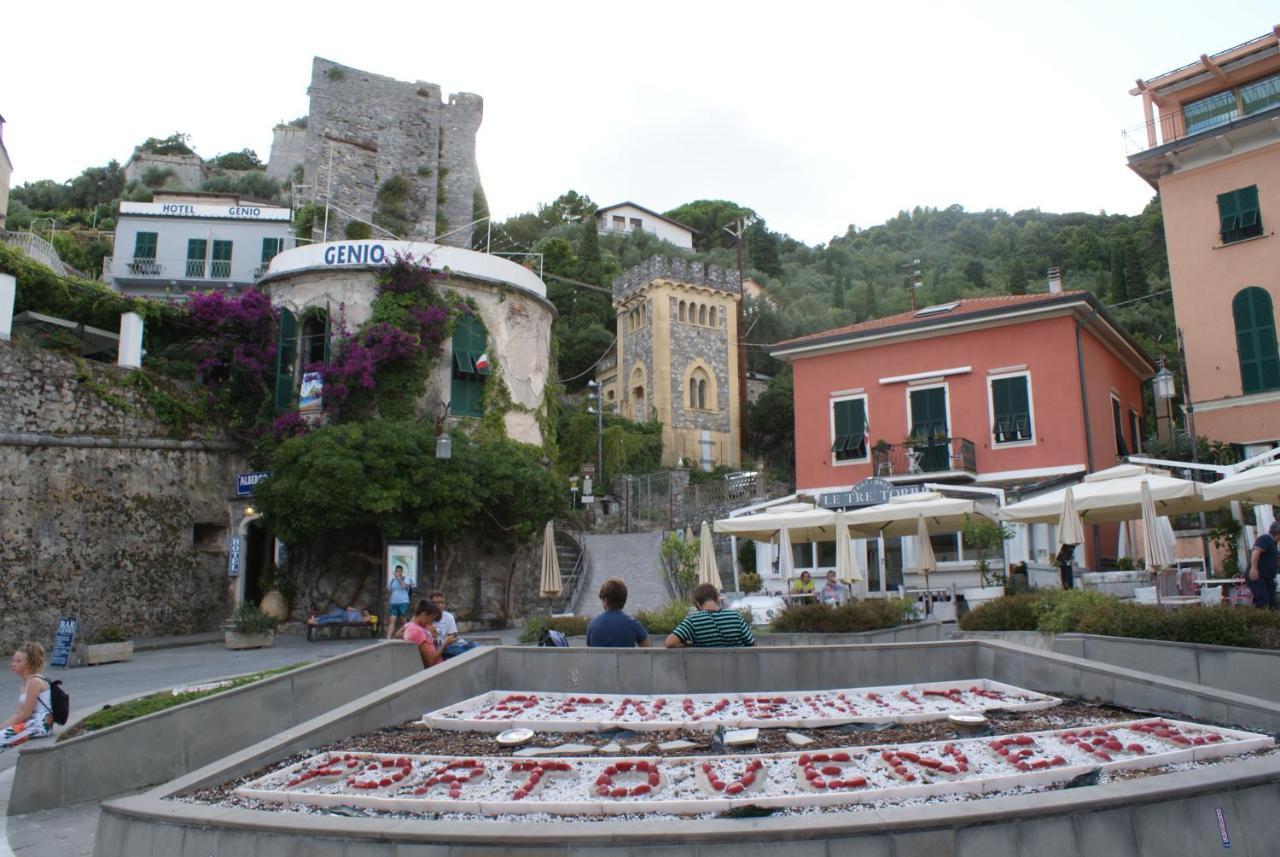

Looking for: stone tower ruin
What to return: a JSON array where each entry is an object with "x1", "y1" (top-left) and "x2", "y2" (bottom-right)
[{"x1": 300, "y1": 57, "x2": 484, "y2": 247}]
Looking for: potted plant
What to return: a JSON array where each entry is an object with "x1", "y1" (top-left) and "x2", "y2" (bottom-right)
[
  {"x1": 960, "y1": 516, "x2": 1014, "y2": 605},
  {"x1": 225, "y1": 603, "x2": 279, "y2": 650},
  {"x1": 84, "y1": 626, "x2": 133, "y2": 666}
]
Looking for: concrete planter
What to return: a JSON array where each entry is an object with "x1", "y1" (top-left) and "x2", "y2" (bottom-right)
[
  {"x1": 224, "y1": 630, "x2": 274, "y2": 650},
  {"x1": 83, "y1": 641, "x2": 133, "y2": 666}
]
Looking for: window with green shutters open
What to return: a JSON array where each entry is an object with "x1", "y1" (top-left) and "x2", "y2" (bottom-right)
[
  {"x1": 1232, "y1": 287, "x2": 1280, "y2": 395},
  {"x1": 989, "y1": 374, "x2": 1033, "y2": 445},
  {"x1": 830, "y1": 396, "x2": 868, "y2": 463},
  {"x1": 450, "y1": 314, "x2": 490, "y2": 418},
  {"x1": 133, "y1": 232, "x2": 157, "y2": 260},
  {"x1": 1218, "y1": 185, "x2": 1262, "y2": 245}
]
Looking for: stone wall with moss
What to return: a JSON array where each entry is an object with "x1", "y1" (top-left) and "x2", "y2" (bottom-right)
[{"x1": 0, "y1": 340, "x2": 248, "y2": 651}]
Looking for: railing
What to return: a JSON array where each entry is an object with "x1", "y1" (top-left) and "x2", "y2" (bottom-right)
[
  {"x1": 870, "y1": 437, "x2": 977, "y2": 478},
  {"x1": 1123, "y1": 97, "x2": 1280, "y2": 156},
  {"x1": 185, "y1": 259, "x2": 206, "y2": 278},
  {"x1": 552, "y1": 527, "x2": 587, "y2": 615},
  {"x1": 210, "y1": 259, "x2": 231, "y2": 279},
  {"x1": 126, "y1": 257, "x2": 163, "y2": 276},
  {"x1": 1, "y1": 230, "x2": 88, "y2": 279}
]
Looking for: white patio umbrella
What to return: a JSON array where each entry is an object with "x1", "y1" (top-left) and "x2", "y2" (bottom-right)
[
  {"x1": 685, "y1": 526, "x2": 695, "y2": 542},
  {"x1": 835, "y1": 510, "x2": 864, "y2": 591},
  {"x1": 714, "y1": 503, "x2": 839, "y2": 543},
  {"x1": 1116, "y1": 522, "x2": 1133, "y2": 561},
  {"x1": 842, "y1": 492, "x2": 999, "y2": 539},
  {"x1": 913, "y1": 513, "x2": 937, "y2": 615},
  {"x1": 1202, "y1": 462, "x2": 1280, "y2": 505},
  {"x1": 696, "y1": 521, "x2": 720, "y2": 588},
  {"x1": 776, "y1": 526, "x2": 796, "y2": 589},
  {"x1": 1057, "y1": 486, "x2": 1085, "y2": 551},
  {"x1": 1000, "y1": 464, "x2": 1212, "y2": 525},
  {"x1": 538, "y1": 520, "x2": 562, "y2": 599},
  {"x1": 1141, "y1": 481, "x2": 1175, "y2": 572}
]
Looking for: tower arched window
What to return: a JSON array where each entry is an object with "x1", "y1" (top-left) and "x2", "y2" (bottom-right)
[
  {"x1": 1233, "y1": 287, "x2": 1280, "y2": 394},
  {"x1": 708, "y1": 306, "x2": 717, "y2": 327},
  {"x1": 679, "y1": 301, "x2": 687, "y2": 322},
  {"x1": 688, "y1": 366, "x2": 712, "y2": 411},
  {"x1": 451, "y1": 314, "x2": 490, "y2": 417},
  {"x1": 699, "y1": 305, "x2": 708, "y2": 326}
]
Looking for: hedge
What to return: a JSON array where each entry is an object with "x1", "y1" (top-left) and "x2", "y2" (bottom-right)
[
  {"x1": 959, "y1": 589, "x2": 1280, "y2": 650},
  {"x1": 770, "y1": 599, "x2": 916, "y2": 634},
  {"x1": 518, "y1": 614, "x2": 589, "y2": 644}
]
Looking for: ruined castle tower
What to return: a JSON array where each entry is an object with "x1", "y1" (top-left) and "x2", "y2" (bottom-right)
[{"x1": 300, "y1": 57, "x2": 484, "y2": 247}]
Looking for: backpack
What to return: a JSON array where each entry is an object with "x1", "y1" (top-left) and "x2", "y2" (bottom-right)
[
  {"x1": 38, "y1": 676, "x2": 70, "y2": 726},
  {"x1": 538, "y1": 629, "x2": 569, "y2": 648}
]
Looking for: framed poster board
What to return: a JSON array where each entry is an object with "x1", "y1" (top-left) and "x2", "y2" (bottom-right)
[
  {"x1": 384, "y1": 540, "x2": 422, "y2": 591},
  {"x1": 51, "y1": 617, "x2": 77, "y2": 668}
]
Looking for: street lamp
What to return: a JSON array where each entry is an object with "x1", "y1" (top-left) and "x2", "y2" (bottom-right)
[
  {"x1": 586, "y1": 380, "x2": 604, "y2": 488},
  {"x1": 1152, "y1": 357, "x2": 1177, "y2": 443},
  {"x1": 435, "y1": 402, "x2": 452, "y2": 460}
]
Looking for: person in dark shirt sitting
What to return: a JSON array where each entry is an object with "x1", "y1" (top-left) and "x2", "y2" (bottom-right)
[{"x1": 586, "y1": 579, "x2": 650, "y2": 648}]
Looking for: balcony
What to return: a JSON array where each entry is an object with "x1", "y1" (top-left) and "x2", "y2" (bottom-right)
[
  {"x1": 869, "y1": 437, "x2": 977, "y2": 481},
  {"x1": 1123, "y1": 84, "x2": 1280, "y2": 157},
  {"x1": 125, "y1": 257, "x2": 163, "y2": 276}
]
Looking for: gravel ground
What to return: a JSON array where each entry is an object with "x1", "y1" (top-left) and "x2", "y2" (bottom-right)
[{"x1": 185, "y1": 698, "x2": 1223, "y2": 814}]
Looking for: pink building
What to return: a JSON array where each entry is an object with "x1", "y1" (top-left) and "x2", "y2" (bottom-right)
[
  {"x1": 772, "y1": 291, "x2": 1155, "y2": 568},
  {"x1": 1127, "y1": 27, "x2": 1280, "y2": 454}
]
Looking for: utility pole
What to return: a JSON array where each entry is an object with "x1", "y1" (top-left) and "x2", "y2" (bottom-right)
[
  {"x1": 1177, "y1": 327, "x2": 1215, "y2": 571},
  {"x1": 903, "y1": 259, "x2": 922, "y2": 312},
  {"x1": 724, "y1": 217, "x2": 751, "y2": 464},
  {"x1": 587, "y1": 380, "x2": 604, "y2": 486}
]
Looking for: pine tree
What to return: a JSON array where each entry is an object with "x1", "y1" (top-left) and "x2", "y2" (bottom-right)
[
  {"x1": 832, "y1": 276, "x2": 845, "y2": 309},
  {"x1": 1007, "y1": 258, "x2": 1028, "y2": 295},
  {"x1": 576, "y1": 217, "x2": 603, "y2": 286},
  {"x1": 1109, "y1": 243, "x2": 1128, "y2": 303},
  {"x1": 1123, "y1": 238, "x2": 1147, "y2": 299},
  {"x1": 862, "y1": 282, "x2": 878, "y2": 320}
]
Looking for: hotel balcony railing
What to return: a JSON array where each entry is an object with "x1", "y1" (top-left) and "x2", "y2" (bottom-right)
[
  {"x1": 869, "y1": 437, "x2": 977, "y2": 478},
  {"x1": 125, "y1": 257, "x2": 163, "y2": 277}
]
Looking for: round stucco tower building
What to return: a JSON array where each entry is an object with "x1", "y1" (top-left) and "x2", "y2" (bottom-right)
[{"x1": 259, "y1": 240, "x2": 555, "y2": 445}]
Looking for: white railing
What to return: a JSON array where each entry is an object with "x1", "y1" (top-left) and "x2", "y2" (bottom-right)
[{"x1": 1, "y1": 231, "x2": 88, "y2": 278}]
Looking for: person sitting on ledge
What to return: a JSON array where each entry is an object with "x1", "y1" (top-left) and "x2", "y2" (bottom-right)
[
  {"x1": 398, "y1": 599, "x2": 443, "y2": 668},
  {"x1": 1, "y1": 642, "x2": 53, "y2": 753},
  {"x1": 664, "y1": 583, "x2": 754, "y2": 648},
  {"x1": 587, "y1": 578, "x2": 650, "y2": 648}
]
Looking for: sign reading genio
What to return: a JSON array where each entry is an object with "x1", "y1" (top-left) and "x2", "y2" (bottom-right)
[{"x1": 819, "y1": 478, "x2": 926, "y2": 509}]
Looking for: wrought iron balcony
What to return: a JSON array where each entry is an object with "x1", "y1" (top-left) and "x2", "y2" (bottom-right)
[
  {"x1": 870, "y1": 437, "x2": 977, "y2": 479},
  {"x1": 126, "y1": 257, "x2": 163, "y2": 276}
]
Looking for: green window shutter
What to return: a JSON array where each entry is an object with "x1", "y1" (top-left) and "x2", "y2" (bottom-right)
[
  {"x1": 261, "y1": 237, "x2": 283, "y2": 265},
  {"x1": 1233, "y1": 288, "x2": 1280, "y2": 395},
  {"x1": 1237, "y1": 186, "x2": 1261, "y2": 235},
  {"x1": 212, "y1": 240, "x2": 233, "y2": 262},
  {"x1": 1218, "y1": 190, "x2": 1240, "y2": 239},
  {"x1": 831, "y1": 400, "x2": 866, "y2": 458},
  {"x1": 832, "y1": 400, "x2": 853, "y2": 452},
  {"x1": 993, "y1": 377, "x2": 1032, "y2": 442},
  {"x1": 274, "y1": 309, "x2": 298, "y2": 412},
  {"x1": 186, "y1": 239, "x2": 207, "y2": 261},
  {"x1": 133, "y1": 232, "x2": 157, "y2": 259},
  {"x1": 450, "y1": 315, "x2": 489, "y2": 417},
  {"x1": 323, "y1": 302, "x2": 331, "y2": 367}
]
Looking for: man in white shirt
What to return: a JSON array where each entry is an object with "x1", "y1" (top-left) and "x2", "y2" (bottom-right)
[{"x1": 428, "y1": 590, "x2": 480, "y2": 658}]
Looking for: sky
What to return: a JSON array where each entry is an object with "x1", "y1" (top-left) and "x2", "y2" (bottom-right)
[{"x1": 4, "y1": 2, "x2": 1277, "y2": 246}]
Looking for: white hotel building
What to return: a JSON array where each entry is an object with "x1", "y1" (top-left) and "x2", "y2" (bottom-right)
[{"x1": 104, "y1": 191, "x2": 295, "y2": 298}]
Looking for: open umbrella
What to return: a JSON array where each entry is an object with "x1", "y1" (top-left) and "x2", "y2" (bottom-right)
[
  {"x1": 835, "y1": 510, "x2": 864, "y2": 596},
  {"x1": 1202, "y1": 461, "x2": 1280, "y2": 505},
  {"x1": 777, "y1": 527, "x2": 796, "y2": 590},
  {"x1": 539, "y1": 520, "x2": 562, "y2": 599},
  {"x1": 714, "y1": 503, "x2": 839, "y2": 543},
  {"x1": 913, "y1": 513, "x2": 936, "y2": 615},
  {"x1": 697, "y1": 521, "x2": 720, "y2": 588},
  {"x1": 843, "y1": 492, "x2": 999, "y2": 539},
  {"x1": 1057, "y1": 486, "x2": 1085, "y2": 551},
  {"x1": 1000, "y1": 464, "x2": 1211, "y2": 525}
]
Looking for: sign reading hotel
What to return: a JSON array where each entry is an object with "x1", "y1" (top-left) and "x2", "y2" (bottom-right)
[
  {"x1": 819, "y1": 478, "x2": 925, "y2": 510},
  {"x1": 119, "y1": 201, "x2": 291, "y2": 221}
]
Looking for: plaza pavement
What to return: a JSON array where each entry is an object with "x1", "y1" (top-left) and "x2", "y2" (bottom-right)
[{"x1": 0, "y1": 625, "x2": 522, "y2": 857}]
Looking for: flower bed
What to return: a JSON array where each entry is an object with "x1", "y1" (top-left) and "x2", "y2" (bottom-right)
[
  {"x1": 424, "y1": 680, "x2": 1058, "y2": 733},
  {"x1": 235, "y1": 717, "x2": 1271, "y2": 816}
]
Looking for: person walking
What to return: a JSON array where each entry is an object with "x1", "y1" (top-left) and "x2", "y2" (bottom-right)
[
  {"x1": 386, "y1": 564, "x2": 412, "y2": 639},
  {"x1": 586, "y1": 579, "x2": 650, "y2": 648},
  {"x1": 1, "y1": 642, "x2": 53, "y2": 753},
  {"x1": 1248, "y1": 521, "x2": 1280, "y2": 610},
  {"x1": 664, "y1": 583, "x2": 754, "y2": 648}
]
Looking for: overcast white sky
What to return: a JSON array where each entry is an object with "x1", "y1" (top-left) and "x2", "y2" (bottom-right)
[{"x1": 5, "y1": 2, "x2": 1277, "y2": 245}]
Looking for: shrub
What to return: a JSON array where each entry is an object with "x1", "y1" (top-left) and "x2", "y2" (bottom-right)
[
  {"x1": 957, "y1": 593, "x2": 1041, "y2": 631},
  {"x1": 740, "y1": 572, "x2": 761, "y2": 594},
  {"x1": 1033, "y1": 589, "x2": 1118, "y2": 634},
  {"x1": 519, "y1": 614, "x2": 588, "y2": 644},
  {"x1": 660, "y1": 535, "x2": 698, "y2": 599},
  {"x1": 344, "y1": 220, "x2": 373, "y2": 240},
  {"x1": 770, "y1": 599, "x2": 915, "y2": 634},
  {"x1": 635, "y1": 600, "x2": 693, "y2": 635},
  {"x1": 230, "y1": 603, "x2": 279, "y2": 635},
  {"x1": 86, "y1": 626, "x2": 128, "y2": 644}
]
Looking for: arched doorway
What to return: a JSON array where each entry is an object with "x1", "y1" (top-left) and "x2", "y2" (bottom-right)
[{"x1": 236, "y1": 515, "x2": 274, "y2": 606}]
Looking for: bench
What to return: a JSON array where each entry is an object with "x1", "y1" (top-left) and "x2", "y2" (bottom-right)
[{"x1": 306, "y1": 620, "x2": 379, "y2": 642}]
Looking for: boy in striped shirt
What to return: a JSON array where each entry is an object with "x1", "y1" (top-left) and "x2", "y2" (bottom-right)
[{"x1": 664, "y1": 583, "x2": 754, "y2": 648}]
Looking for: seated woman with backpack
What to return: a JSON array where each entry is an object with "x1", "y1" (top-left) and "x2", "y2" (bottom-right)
[{"x1": 1, "y1": 642, "x2": 54, "y2": 752}]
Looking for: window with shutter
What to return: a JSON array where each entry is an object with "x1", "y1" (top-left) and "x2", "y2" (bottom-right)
[
  {"x1": 1111, "y1": 396, "x2": 1129, "y2": 458},
  {"x1": 830, "y1": 397, "x2": 868, "y2": 462},
  {"x1": 1219, "y1": 186, "x2": 1263, "y2": 244},
  {"x1": 273, "y1": 308, "x2": 298, "y2": 412},
  {"x1": 990, "y1": 375, "x2": 1033, "y2": 444},
  {"x1": 450, "y1": 315, "x2": 489, "y2": 417},
  {"x1": 1233, "y1": 287, "x2": 1280, "y2": 395}
]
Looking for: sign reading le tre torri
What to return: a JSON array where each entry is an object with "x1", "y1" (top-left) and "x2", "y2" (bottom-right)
[{"x1": 819, "y1": 478, "x2": 925, "y2": 510}]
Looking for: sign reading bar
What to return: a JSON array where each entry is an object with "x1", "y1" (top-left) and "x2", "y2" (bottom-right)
[
  {"x1": 228, "y1": 536, "x2": 243, "y2": 577},
  {"x1": 236, "y1": 471, "x2": 271, "y2": 497},
  {"x1": 819, "y1": 478, "x2": 926, "y2": 510},
  {"x1": 51, "y1": 617, "x2": 77, "y2": 668}
]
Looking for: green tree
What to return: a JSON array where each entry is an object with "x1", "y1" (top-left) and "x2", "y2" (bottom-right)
[
  {"x1": 208, "y1": 149, "x2": 264, "y2": 170},
  {"x1": 137, "y1": 133, "x2": 194, "y2": 156},
  {"x1": 576, "y1": 216, "x2": 604, "y2": 285},
  {"x1": 746, "y1": 371, "x2": 795, "y2": 477},
  {"x1": 663, "y1": 199, "x2": 755, "y2": 253}
]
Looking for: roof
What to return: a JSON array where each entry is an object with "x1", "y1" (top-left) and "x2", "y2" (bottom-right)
[
  {"x1": 1132, "y1": 27, "x2": 1279, "y2": 95},
  {"x1": 596, "y1": 201, "x2": 696, "y2": 234},
  {"x1": 771, "y1": 290, "x2": 1156, "y2": 374}
]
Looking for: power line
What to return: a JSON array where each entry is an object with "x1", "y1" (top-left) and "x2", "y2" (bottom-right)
[{"x1": 1103, "y1": 288, "x2": 1172, "y2": 311}]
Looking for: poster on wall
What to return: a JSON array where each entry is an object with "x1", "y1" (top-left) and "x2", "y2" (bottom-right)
[
  {"x1": 385, "y1": 540, "x2": 422, "y2": 592},
  {"x1": 298, "y1": 372, "x2": 324, "y2": 413}
]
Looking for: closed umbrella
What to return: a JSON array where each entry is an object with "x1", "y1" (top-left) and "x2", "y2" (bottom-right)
[
  {"x1": 539, "y1": 520, "x2": 562, "y2": 599},
  {"x1": 914, "y1": 513, "x2": 936, "y2": 615},
  {"x1": 1057, "y1": 486, "x2": 1085, "y2": 551},
  {"x1": 1141, "y1": 480, "x2": 1174, "y2": 572},
  {"x1": 685, "y1": 526, "x2": 695, "y2": 542},
  {"x1": 777, "y1": 527, "x2": 796, "y2": 590},
  {"x1": 697, "y1": 521, "x2": 720, "y2": 588},
  {"x1": 835, "y1": 510, "x2": 864, "y2": 592}
]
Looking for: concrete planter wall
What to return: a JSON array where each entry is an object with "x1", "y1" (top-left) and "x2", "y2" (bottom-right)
[
  {"x1": 224, "y1": 630, "x2": 273, "y2": 650},
  {"x1": 83, "y1": 642, "x2": 133, "y2": 666}
]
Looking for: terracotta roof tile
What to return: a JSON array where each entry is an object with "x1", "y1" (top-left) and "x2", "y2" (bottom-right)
[{"x1": 774, "y1": 291, "x2": 1092, "y2": 349}]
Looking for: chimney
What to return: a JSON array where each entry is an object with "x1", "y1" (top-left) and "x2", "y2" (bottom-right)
[{"x1": 1047, "y1": 266, "x2": 1063, "y2": 294}]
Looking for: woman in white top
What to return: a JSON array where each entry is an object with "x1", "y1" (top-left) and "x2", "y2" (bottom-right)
[{"x1": 1, "y1": 641, "x2": 53, "y2": 752}]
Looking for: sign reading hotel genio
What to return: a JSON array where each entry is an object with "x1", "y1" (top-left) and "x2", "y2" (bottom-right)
[{"x1": 119, "y1": 201, "x2": 291, "y2": 221}]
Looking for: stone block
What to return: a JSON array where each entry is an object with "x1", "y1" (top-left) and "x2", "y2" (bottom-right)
[
  {"x1": 150, "y1": 822, "x2": 188, "y2": 857},
  {"x1": 891, "y1": 828, "x2": 957, "y2": 857},
  {"x1": 1015, "y1": 814, "x2": 1081, "y2": 857},
  {"x1": 954, "y1": 822, "x2": 1018, "y2": 857},
  {"x1": 648, "y1": 653, "x2": 687, "y2": 695},
  {"x1": 8, "y1": 749, "x2": 65, "y2": 815},
  {"x1": 91, "y1": 811, "x2": 128, "y2": 857},
  {"x1": 1130, "y1": 795, "x2": 1196, "y2": 857},
  {"x1": 181, "y1": 680, "x2": 294, "y2": 770},
  {"x1": 1215, "y1": 781, "x2": 1280, "y2": 857}
]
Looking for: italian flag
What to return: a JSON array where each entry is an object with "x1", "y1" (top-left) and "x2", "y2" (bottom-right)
[{"x1": 474, "y1": 353, "x2": 490, "y2": 371}]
